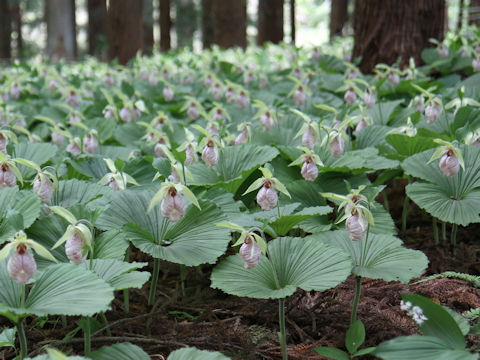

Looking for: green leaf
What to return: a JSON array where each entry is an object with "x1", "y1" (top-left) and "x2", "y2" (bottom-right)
[
  {"x1": 0, "y1": 187, "x2": 18, "y2": 218},
  {"x1": 311, "y1": 231, "x2": 428, "y2": 283},
  {"x1": 12, "y1": 191, "x2": 42, "y2": 229},
  {"x1": 386, "y1": 134, "x2": 437, "y2": 158},
  {"x1": 167, "y1": 347, "x2": 231, "y2": 360},
  {"x1": 374, "y1": 335, "x2": 477, "y2": 360},
  {"x1": 53, "y1": 179, "x2": 112, "y2": 209},
  {"x1": 211, "y1": 237, "x2": 352, "y2": 299},
  {"x1": 14, "y1": 143, "x2": 57, "y2": 177},
  {"x1": 314, "y1": 347, "x2": 349, "y2": 360},
  {"x1": 401, "y1": 294, "x2": 465, "y2": 350},
  {"x1": 88, "y1": 259, "x2": 150, "y2": 290},
  {"x1": 346, "y1": 320, "x2": 365, "y2": 354},
  {"x1": 0, "y1": 327, "x2": 16, "y2": 348},
  {"x1": 190, "y1": 145, "x2": 279, "y2": 193},
  {"x1": 97, "y1": 190, "x2": 231, "y2": 266},
  {"x1": 94, "y1": 229, "x2": 129, "y2": 260},
  {"x1": 367, "y1": 100, "x2": 404, "y2": 125},
  {"x1": 90, "y1": 342, "x2": 150, "y2": 360},
  {"x1": 0, "y1": 261, "x2": 114, "y2": 317},
  {"x1": 406, "y1": 183, "x2": 480, "y2": 226}
]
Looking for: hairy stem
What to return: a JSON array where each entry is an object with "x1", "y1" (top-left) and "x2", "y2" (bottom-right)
[
  {"x1": 148, "y1": 258, "x2": 160, "y2": 307},
  {"x1": 442, "y1": 221, "x2": 447, "y2": 242},
  {"x1": 433, "y1": 217, "x2": 439, "y2": 245},
  {"x1": 84, "y1": 317, "x2": 91, "y2": 356},
  {"x1": 123, "y1": 245, "x2": 130, "y2": 312}
]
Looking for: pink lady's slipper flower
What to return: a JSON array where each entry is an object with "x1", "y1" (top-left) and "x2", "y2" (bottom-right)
[
  {"x1": 225, "y1": 87, "x2": 235, "y2": 104},
  {"x1": 240, "y1": 237, "x2": 261, "y2": 269},
  {"x1": 387, "y1": 71, "x2": 400, "y2": 86},
  {"x1": 163, "y1": 86, "x2": 174, "y2": 102},
  {"x1": 7, "y1": 243, "x2": 36, "y2": 284},
  {"x1": 148, "y1": 181, "x2": 201, "y2": 223},
  {"x1": 294, "y1": 86, "x2": 307, "y2": 106},
  {"x1": 260, "y1": 111, "x2": 275, "y2": 131},
  {"x1": 212, "y1": 82, "x2": 223, "y2": 100},
  {"x1": 187, "y1": 102, "x2": 200, "y2": 120},
  {"x1": 66, "y1": 137, "x2": 82, "y2": 157},
  {"x1": 65, "y1": 229, "x2": 87, "y2": 264},
  {"x1": 237, "y1": 91, "x2": 249, "y2": 109},
  {"x1": 33, "y1": 175, "x2": 55, "y2": 203},
  {"x1": 10, "y1": 83, "x2": 21, "y2": 100},
  {"x1": 363, "y1": 90, "x2": 376, "y2": 109},
  {"x1": 424, "y1": 99, "x2": 443, "y2": 124},
  {"x1": 473, "y1": 58, "x2": 480, "y2": 73},
  {"x1": 1, "y1": 230, "x2": 57, "y2": 284},
  {"x1": 344, "y1": 87, "x2": 356, "y2": 105},
  {"x1": 0, "y1": 133, "x2": 7, "y2": 153},
  {"x1": 346, "y1": 211, "x2": 367, "y2": 241},
  {"x1": 290, "y1": 148, "x2": 323, "y2": 182},
  {"x1": 329, "y1": 133, "x2": 345, "y2": 158},
  {"x1": 0, "y1": 163, "x2": 17, "y2": 188},
  {"x1": 243, "y1": 166, "x2": 291, "y2": 211},
  {"x1": 202, "y1": 139, "x2": 218, "y2": 167},
  {"x1": 428, "y1": 139, "x2": 464, "y2": 178},
  {"x1": 66, "y1": 90, "x2": 80, "y2": 108},
  {"x1": 83, "y1": 132, "x2": 98, "y2": 154}
]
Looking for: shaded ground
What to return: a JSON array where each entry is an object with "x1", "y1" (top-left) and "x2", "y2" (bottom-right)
[{"x1": 2, "y1": 179, "x2": 480, "y2": 359}]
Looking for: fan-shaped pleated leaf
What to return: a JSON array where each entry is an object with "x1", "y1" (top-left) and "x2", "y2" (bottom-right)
[
  {"x1": 386, "y1": 134, "x2": 437, "y2": 159},
  {"x1": 97, "y1": 189, "x2": 230, "y2": 265},
  {"x1": 211, "y1": 237, "x2": 352, "y2": 299},
  {"x1": 12, "y1": 191, "x2": 41, "y2": 229},
  {"x1": 0, "y1": 187, "x2": 17, "y2": 218},
  {"x1": 198, "y1": 188, "x2": 244, "y2": 220},
  {"x1": 88, "y1": 259, "x2": 150, "y2": 290},
  {"x1": 370, "y1": 202, "x2": 397, "y2": 235},
  {"x1": 0, "y1": 261, "x2": 114, "y2": 317},
  {"x1": 318, "y1": 148, "x2": 399, "y2": 173},
  {"x1": 167, "y1": 347, "x2": 231, "y2": 360},
  {"x1": 311, "y1": 231, "x2": 428, "y2": 283},
  {"x1": 14, "y1": 143, "x2": 57, "y2": 177},
  {"x1": 367, "y1": 100, "x2": 404, "y2": 125},
  {"x1": 403, "y1": 145, "x2": 480, "y2": 225},
  {"x1": 402, "y1": 145, "x2": 480, "y2": 196},
  {"x1": 94, "y1": 229, "x2": 129, "y2": 260},
  {"x1": 52, "y1": 179, "x2": 112, "y2": 209},
  {"x1": 89, "y1": 342, "x2": 150, "y2": 360},
  {"x1": 190, "y1": 145, "x2": 279, "y2": 193},
  {"x1": 355, "y1": 125, "x2": 393, "y2": 149},
  {"x1": 406, "y1": 183, "x2": 480, "y2": 226},
  {"x1": 374, "y1": 335, "x2": 477, "y2": 360}
]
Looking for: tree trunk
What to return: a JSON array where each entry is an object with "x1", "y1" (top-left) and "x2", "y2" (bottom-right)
[
  {"x1": 12, "y1": 2, "x2": 22, "y2": 58},
  {"x1": 330, "y1": 0, "x2": 348, "y2": 41},
  {"x1": 46, "y1": 0, "x2": 77, "y2": 61},
  {"x1": 257, "y1": 0, "x2": 284, "y2": 45},
  {"x1": 470, "y1": 0, "x2": 480, "y2": 25},
  {"x1": 290, "y1": 0, "x2": 295, "y2": 45},
  {"x1": 87, "y1": 0, "x2": 107, "y2": 57},
  {"x1": 107, "y1": 0, "x2": 143, "y2": 65},
  {"x1": 353, "y1": 0, "x2": 445, "y2": 73},
  {"x1": 175, "y1": 0, "x2": 196, "y2": 49},
  {"x1": 457, "y1": 0, "x2": 464, "y2": 31},
  {"x1": 0, "y1": 0, "x2": 12, "y2": 60},
  {"x1": 159, "y1": 0, "x2": 171, "y2": 52},
  {"x1": 201, "y1": 0, "x2": 214, "y2": 49},
  {"x1": 212, "y1": 0, "x2": 246, "y2": 49},
  {"x1": 143, "y1": 0, "x2": 154, "y2": 54}
]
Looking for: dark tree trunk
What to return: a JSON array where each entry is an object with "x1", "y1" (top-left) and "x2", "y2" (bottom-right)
[
  {"x1": 12, "y1": 3, "x2": 22, "y2": 58},
  {"x1": 143, "y1": 0, "x2": 154, "y2": 54},
  {"x1": 87, "y1": 0, "x2": 107, "y2": 57},
  {"x1": 175, "y1": 0, "x2": 196, "y2": 49},
  {"x1": 46, "y1": 0, "x2": 77, "y2": 61},
  {"x1": 470, "y1": 0, "x2": 480, "y2": 25},
  {"x1": 201, "y1": 0, "x2": 214, "y2": 49},
  {"x1": 330, "y1": 0, "x2": 348, "y2": 41},
  {"x1": 159, "y1": 0, "x2": 171, "y2": 52},
  {"x1": 353, "y1": 0, "x2": 445, "y2": 73},
  {"x1": 257, "y1": 0, "x2": 284, "y2": 45},
  {"x1": 290, "y1": 0, "x2": 295, "y2": 45},
  {"x1": 0, "y1": 0, "x2": 12, "y2": 60},
  {"x1": 107, "y1": 0, "x2": 143, "y2": 65},
  {"x1": 212, "y1": 0, "x2": 246, "y2": 49}
]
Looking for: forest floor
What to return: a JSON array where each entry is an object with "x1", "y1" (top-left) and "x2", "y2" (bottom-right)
[{"x1": 2, "y1": 180, "x2": 480, "y2": 360}]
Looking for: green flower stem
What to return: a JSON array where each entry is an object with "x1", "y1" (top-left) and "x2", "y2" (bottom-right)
[
  {"x1": 17, "y1": 318, "x2": 27, "y2": 360},
  {"x1": 433, "y1": 217, "x2": 439, "y2": 245},
  {"x1": 99, "y1": 313, "x2": 112, "y2": 336},
  {"x1": 148, "y1": 218, "x2": 168, "y2": 307},
  {"x1": 84, "y1": 317, "x2": 91, "y2": 356},
  {"x1": 401, "y1": 195, "x2": 409, "y2": 233},
  {"x1": 180, "y1": 264, "x2": 186, "y2": 298},
  {"x1": 20, "y1": 284, "x2": 25, "y2": 308},
  {"x1": 148, "y1": 258, "x2": 160, "y2": 307},
  {"x1": 278, "y1": 298, "x2": 288, "y2": 360},
  {"x1": 382, "y1": 191, "x2": 389, "y2": 212},
  {"x1": 350, "y1": 276, "x2": 362, "y2": 325},
  {"x1": 442, "y1": 221, "x2": 447, "y2": 242},
  {"x1": 401, "y1": 177, "x2": 411, "y2": 233},
  {"x1": 451, "y1": 223, "x2": 458, "y2": 255},
  {"x1": 123, "y1": 245, "x2": 130, "y2": 313}
]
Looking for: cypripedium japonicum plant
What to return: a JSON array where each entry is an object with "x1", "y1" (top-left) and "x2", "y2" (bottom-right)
[
  {"x1": 98, "y1": 158, "x2": 139, "y2": 191},
  {"x1": 292, "y1": 109, "x2": 320, "y2": 150},
  {"x1": 428, "y1": 139, "x2": 465, "y2": 177},
  {"x1": 288, "y1": 147, "x2": 324, "y2": 182}
]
